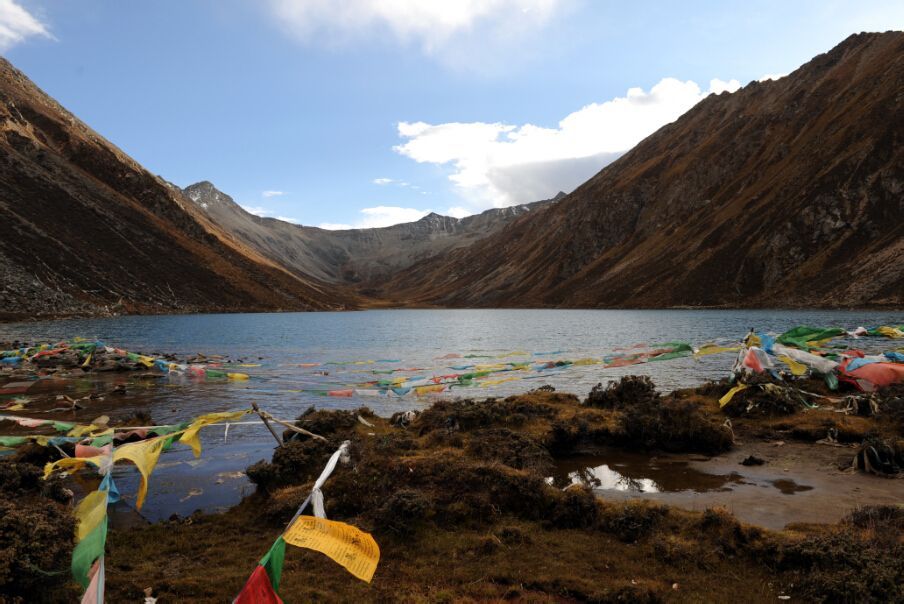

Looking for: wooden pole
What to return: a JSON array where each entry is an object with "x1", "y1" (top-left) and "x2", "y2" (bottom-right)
[
  {"x1": 252, "y1": 402, "x2": 282, "y2": 445},
  {"x1": 260, "y1": 412, "x2": 328, "y2": 443}
]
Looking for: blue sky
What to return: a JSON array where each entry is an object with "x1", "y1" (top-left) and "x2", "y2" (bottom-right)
[{"x1": 2, "y1": 0, "x2": 902, "y2": 228}]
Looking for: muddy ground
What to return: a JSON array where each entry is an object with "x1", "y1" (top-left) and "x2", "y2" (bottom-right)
[{"x1": 2, "y1": 376, "x2": 903, "y2": 603}]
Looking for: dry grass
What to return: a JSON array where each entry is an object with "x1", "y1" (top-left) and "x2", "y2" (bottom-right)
[{"x1": 4, "y1": 379, "x2": 903, "y2": 602}]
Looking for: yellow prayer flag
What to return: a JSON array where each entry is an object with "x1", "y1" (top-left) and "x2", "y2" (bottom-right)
[
  {"x1": 283, "y1": 516, "x2": 380, "y2": 583},
  {"x1": 414, "y1": 384, "x2": 445, "y2": 396},
  {"x1": 777, "y1": 355, "x2": 807, "y2": 376},
  {"x1": 694, "y1": 344, "x2": 741, "y2": 358},
  {"x1": 178, "y1": 410, "x2": 251, "y2": 458},
  {"x1": 876, "y1": 326, "x2": 904, "y2": 339},
  {"x1": 67, "y1": 425, "x2": 110, "y2": 438},
  {"x1": 44, "y1": 455, "x2": 100, "y2": 480},
  {"x1": 75, "y1": 489, "x2": 108, "y2": 541},
  {"x1": 113, "y1": 436, "x2": 170, "y2": 510},
  {"x1": 573, "y1": 358, "x2": 600, "y2": 366},
  {"x1": 480, "y1": 377, "x2": 519, "y2": 386},
  {"x1": 719, "y1": 383, "x2": 748, "y2": 408}
]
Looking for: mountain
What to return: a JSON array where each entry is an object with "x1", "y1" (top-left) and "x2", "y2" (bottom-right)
[
  {"x1": 183, "y1": 181, "x2": 562, "y2": 286},
  {"x1": 380, "y1": 32, "x2": 904, "y2": 309},
  {"x1": 0, "y1": 59, "x2": 356, "y2": 321},
  {"x1": 1, "y1": 32, "x2": 900, "y2": 320}
]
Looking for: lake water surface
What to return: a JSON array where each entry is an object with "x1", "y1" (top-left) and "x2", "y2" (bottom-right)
[{"x1": 2, "y1": 309, "x2": 902, "y2": 520}]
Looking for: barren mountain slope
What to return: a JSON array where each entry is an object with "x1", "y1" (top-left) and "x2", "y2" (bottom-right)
[
  {"x1": 183, "y1": 181, "x2": 561, "y2": 285},
  {"x1": 0, "y1": 58, "x2": 356, "y2": 320},
  {"x1": 382, "y1": 32, "x2": 903, "y2": 308}
]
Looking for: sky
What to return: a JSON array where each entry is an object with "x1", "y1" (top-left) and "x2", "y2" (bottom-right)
[{"x1": 2, "y1": 1, "x2": 902, "y2": 229}]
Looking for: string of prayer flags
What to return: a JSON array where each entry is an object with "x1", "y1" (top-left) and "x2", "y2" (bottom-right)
[{"x1": 236, "y1": 440, "x2": 380, "y2": 600}]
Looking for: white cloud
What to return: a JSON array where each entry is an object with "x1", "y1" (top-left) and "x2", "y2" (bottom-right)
[
  {"x1": 319, "y1": 205, "x2": 432, "y2": 230},
  {"x1": 757, "y1": 73, "x2": 788, "y2": 82},
  {"x1": 446, "y1": 206, "x2": 472, "y2": 219},
  {"x1": 276, "y1": 215, "x2": 300, "y2": 224},
  {"x1": 241, "y1": 205, "x2": 274, "y2": 217},
  {"x1": 394, "y1": 77, "x2": 741, "y2": 209},
  {"x1": 267, "y1": 0, "x2": 564, "y2": 63},
  {"x1": 373, "y1": 177, "x2": 423, "y2": 191},
  {"x1": 0, "y1": 0, "x2": 52, "y2": 51},
  {"x1": 262, "y1": 190, "x2": 286, "y2": 197}
]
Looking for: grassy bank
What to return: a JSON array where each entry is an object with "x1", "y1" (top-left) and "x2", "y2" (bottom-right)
[{"x1": 3, "y1": 379, "x2": 903, "y2": 602}]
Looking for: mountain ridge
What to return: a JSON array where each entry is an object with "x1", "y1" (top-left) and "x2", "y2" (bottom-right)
[
  {"x1": 182, "y1": 180, "x2": 563, "y2": 285},
  {"x1": 0, "y1": 58, "x2": 358, "y2": 320},
  {"x1": 0, "y1": 32, "x2": 900, "y2": 320},
  {"x1": 376, "y1": 31, "x2": 904, "y2": 309}
]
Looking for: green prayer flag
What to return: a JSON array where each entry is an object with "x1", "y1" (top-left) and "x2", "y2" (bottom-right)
[
  {"x1": 261, "y1": 536, "x2": 286, "y2": 591},
  {"x1": 72, "y1": 517, "x2": 107, "y2": 587},
  {"x1": 776, "y1": 326, "x2": 846, "y2": 351}
]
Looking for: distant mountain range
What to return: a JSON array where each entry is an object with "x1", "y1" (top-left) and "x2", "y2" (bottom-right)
[
  {"x1": 181, "y1": 180, "x2": 562, "y2": 287},
  {"x1": 0, "y1": 32, "x2": 900, "y2": 320}
]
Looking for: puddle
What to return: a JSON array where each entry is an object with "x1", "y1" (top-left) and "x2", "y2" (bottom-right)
[
  {"x1": 548, "y1": 451, "x2": 746, "y2": 493},
  {"x1": 771, "y1": 479, "x2": 814, "y2": 495}
]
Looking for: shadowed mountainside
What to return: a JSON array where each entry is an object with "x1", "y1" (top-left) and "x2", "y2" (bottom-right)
[
  {"x1": 0, "y1": 59, "x2": 358, "y2": 320},
  {"x1": 379, "y1": 32, "x2": 904, "y2": 309},
  {"x1": 183, "y1": 181, "x2": 561, "y2": 286},
  {"x1": 0, "y1": 32, "x2": 900, "y2": 320}
]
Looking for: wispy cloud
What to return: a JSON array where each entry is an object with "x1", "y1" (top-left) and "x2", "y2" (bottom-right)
[
  {"x1": 242, "y1": 205, "x2": 300, "y2": 225},
  {"x1": 262, "y1": 190, "x2": 286, "y2": 198},
  {"x1": 0, "y1": 0, "x2": 53, "y2": 51},
  {"x1": 394, "y1": 77, "x2": 741, "y2": 210},
  {"x1": 240, "y1": 205, "x2": 273, "y2": 217},
  {"x1": 319, "y1": 205, "x2": 432, "y2": 230},
  {"x1": 373, "y1": 177, "x2": 422, "y2": 191},
  {"x1": 265, "y1": 0, "x2": 567, "y2": 70}
]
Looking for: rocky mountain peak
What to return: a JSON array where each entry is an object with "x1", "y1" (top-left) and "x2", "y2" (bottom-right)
[{"x1": 184, "y1": 180, "x2": 233, "y2": 209}]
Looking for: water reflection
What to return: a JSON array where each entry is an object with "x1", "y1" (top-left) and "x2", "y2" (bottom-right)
[
  {"x1": 549, "y1": 452, "x2": 746, "y2": 493},
  {"x1": 548, "y1": 463, "x2": 661, "y2": 493}
]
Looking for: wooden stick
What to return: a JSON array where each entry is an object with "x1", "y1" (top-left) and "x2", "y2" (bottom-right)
[
  {"x1": 259, "y1": 410, "x2": 328, "y2": 443},
  {"x1": 252, "y1": 402, "x2": 283, "y2": 445}
]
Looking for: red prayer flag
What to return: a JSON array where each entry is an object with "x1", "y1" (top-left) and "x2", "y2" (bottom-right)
[{"x1": 234, "y1": 565, "x2": 283, "y2": 604}]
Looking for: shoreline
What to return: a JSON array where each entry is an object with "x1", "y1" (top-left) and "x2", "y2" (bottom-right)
[
  {"x1": 4, "y1": 375, "x2": 903, "y2": 602},
  {"x1": 3, "y1": 304, "x2": 903, "y2": 325}
]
